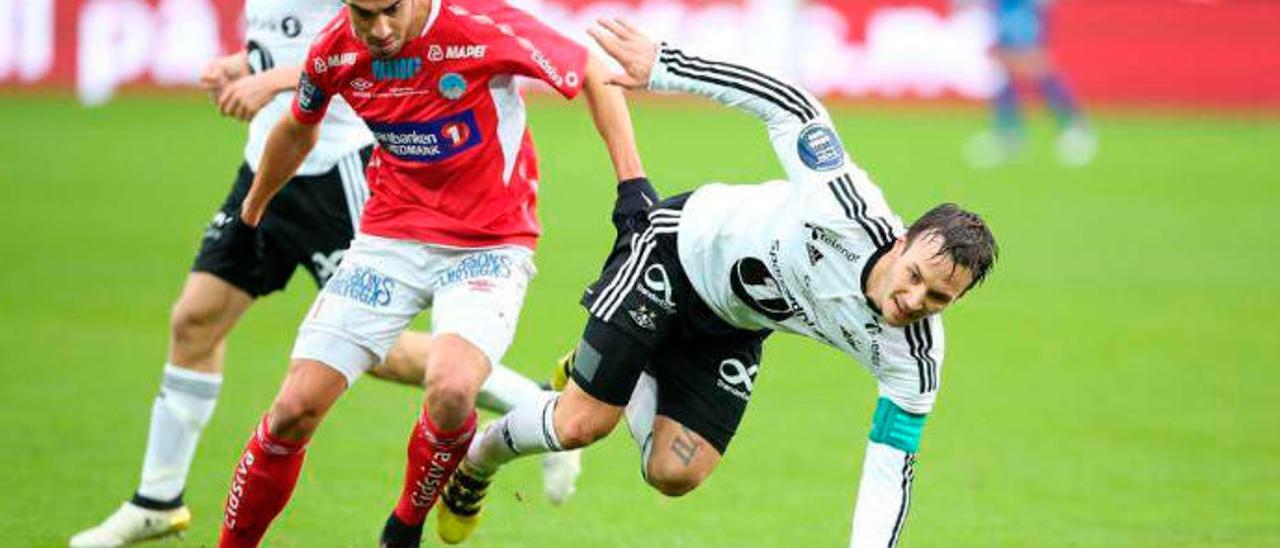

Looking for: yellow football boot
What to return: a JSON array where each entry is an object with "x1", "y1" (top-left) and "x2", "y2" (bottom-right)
[{"x1": 437, "y1": 460, "x2": 490, "y2": 544}]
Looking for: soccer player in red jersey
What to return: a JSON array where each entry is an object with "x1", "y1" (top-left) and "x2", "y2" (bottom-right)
[{"x1": 215, "y1": 0, "x2": 645, "y2": 546}]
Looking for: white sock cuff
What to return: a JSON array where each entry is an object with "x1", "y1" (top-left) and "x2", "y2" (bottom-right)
[
  {"x1": 540, "y1": 393, "x2": 563, "y2": 452},
  {"x1": 162, "y1": 363, "x2": 222, "y2": 399}
]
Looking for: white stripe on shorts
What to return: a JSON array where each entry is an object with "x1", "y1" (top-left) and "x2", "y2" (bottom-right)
[{"x1": 589, "y1": 210, "x2": 681, "y2": 321}]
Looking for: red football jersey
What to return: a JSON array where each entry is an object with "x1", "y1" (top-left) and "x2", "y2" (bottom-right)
[{"x1": 292, "y1": 0, "x2": 588, "y2": 249}]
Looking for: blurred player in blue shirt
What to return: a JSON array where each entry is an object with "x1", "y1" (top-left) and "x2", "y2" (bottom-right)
[{"x1": 967, "y1": 0, "x2": 1097, "y2": 167}]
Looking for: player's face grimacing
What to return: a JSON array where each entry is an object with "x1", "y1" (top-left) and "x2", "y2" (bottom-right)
[
  {"x1": 872, "y1": 231, "x2": 973, "y2": 327},
  {"x1": 345, "y1": 0, "x2": 420, "y2": 58}
]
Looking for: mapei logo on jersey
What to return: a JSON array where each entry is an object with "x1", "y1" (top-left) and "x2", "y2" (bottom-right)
[
  {"x1": 296, "y1": 73, "x2": 326, "y2": 113},
  {"x1": 350, "y1": 78, "x2": 373, "y2": 91},
  {"x1": 805, "y1": 222, "x2": 860, "y2": 263},
  {"x1": 716, "y1": 359, "x2": 759, "y2": 402},
  {"x1": 435, "y1": 252, "x2": 513, "y2": 289},
  {"x1": 324, "y1": 265, "x2": 396, "y2": 307},
  {"x1": 427, "y1": 44, "x2": 489, "y2": 62},
  {"x1": 372, "y1": 56, "x2": 421, "y2": 81},
  {"x1": 438, "y1": 72, "x2": 467, "y2": 100},
  {"x1": 367, "y1": 110, "x2": 483, "y2": 163},
  {"x1": 636, "y1": 264, "x2": 676, "y2": 312},
  {"x1": 797, "y1": 123, "x2": 845, "y2": 171},
  {"x1": 312, "y1": 52, "x2": 358, "y2": 74}
]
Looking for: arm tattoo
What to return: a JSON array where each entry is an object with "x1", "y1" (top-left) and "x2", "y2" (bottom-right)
[{"x1": 670, "y1": 425, "x2": 700, "y2": 467}]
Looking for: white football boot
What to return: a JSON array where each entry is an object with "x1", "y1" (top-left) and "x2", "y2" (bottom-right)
[
  {"x1": 541, "y1": 449, "x2": 582, "y2": 505},
  {"x1": 70, "y1": 502, "x2": 190, "y2": 547}
]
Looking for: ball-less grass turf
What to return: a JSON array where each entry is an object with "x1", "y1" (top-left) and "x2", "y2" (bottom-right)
[{"x1": 1, "y1": 93, "x2": 1276, "y2": 546}]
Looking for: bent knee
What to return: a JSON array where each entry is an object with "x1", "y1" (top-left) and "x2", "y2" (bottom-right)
[
  {"x1": 645, "y1": 462, "x2": 707, "y2": 497},
  {"x1": 170, "y1": 301, "x2": 226, "y2": 345},
  {"x1": 269, "y1": 395, "x2": 327, "y2": 438},
  {"x1": 554, "y1": 417, "x2": 613, "y2": 450}
]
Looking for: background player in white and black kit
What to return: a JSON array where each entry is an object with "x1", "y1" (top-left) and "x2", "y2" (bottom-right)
[
  {"x1": 69, "y1": 1, "x2": 580, "y2": 545},
  {"x1": 436, "y1": 19, "x2": 998, "y2": 547}
]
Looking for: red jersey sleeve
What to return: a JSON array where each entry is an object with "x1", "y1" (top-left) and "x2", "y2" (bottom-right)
[
  {"x1": 453, "y1": 0, "x2": 588, "y2": 99},
  {"x1": 290, "y1": 17, "x2": 345, "y2": 125}
]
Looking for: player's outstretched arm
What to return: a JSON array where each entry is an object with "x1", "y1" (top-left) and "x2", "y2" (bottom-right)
[
  {"x1": 848, "y1": 398, "x2": 927, "y2": 548},
  {"x1": 589, "y1": 19, "x2": 845, "y2": 186},
  {"x1": 240, "y1": 113, "x2": 319, "y2": 226},
  {"x1": 581, "y1": 53, "x2": 646, "y2": 182}
]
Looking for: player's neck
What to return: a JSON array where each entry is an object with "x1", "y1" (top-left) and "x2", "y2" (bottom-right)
[
  {"x1": 407, "y1": 0, "x2": 432, "y2": 39},
  {"x1": 861, "y1": 241, "x2": 897, "y2": 315}
]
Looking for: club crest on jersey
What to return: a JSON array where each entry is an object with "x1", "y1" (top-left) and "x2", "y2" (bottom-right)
[
  {"x1": 797, "y1": 123, "x2": 844, "y2": 171},
  {"x1": 372, "y1": 57, "x2": 421, "y2": 81},
  {"x1": 438, "y1": 72, "x2": 467, "y2": 100}
]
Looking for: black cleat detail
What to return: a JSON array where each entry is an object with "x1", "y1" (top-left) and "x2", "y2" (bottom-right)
[{"x1": 380, "y1": 513, "x2": 423, "y2": 548}]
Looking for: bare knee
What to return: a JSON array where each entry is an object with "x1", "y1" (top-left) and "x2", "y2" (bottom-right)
[
  {"x1": 423, "y1": 335, "x2": 488, "y2": 429},
  {"x1": 554, "y1": 415, "x2": 612, "y2": 449},
  {"x1": 645, "y1": 457, "x2": 709, "y2": 497},
  {"x1": 552, "y1": 386, "x2": 622, "y2": 449},
  {"x1": 268, "y1": 392, "x2": 327, "y2": 440},
  {"x1": 169, "y1": 299, "x2": 224, "y2": 354}
]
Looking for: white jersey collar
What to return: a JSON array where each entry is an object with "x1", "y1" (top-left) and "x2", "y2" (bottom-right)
[{"x1": 421, "y1": 0, "x2": 442, "y2": 36}]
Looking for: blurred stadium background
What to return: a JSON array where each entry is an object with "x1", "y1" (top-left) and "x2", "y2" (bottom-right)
[{"x1": 2, "y1": 0, "x2": 1278, "y2": 546}]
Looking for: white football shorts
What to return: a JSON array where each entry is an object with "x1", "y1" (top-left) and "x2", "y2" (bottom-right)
[{"x1": 292, "y1": 232, "x2": 535, "y2": 386}]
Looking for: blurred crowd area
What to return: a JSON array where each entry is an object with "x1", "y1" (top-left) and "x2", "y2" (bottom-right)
[{"x1": 1, "y1": 0, "x2": 1278, "y2": 108}]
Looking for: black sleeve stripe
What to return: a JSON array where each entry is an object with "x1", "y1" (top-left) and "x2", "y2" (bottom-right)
[
  {"x1": 920, "y1": 321, "x2": 938, "y2": 392},
  {"x1": 838, "y1": 174, "x2": 897, "y2": 244},
  {"x1": 905, "y1": 323, "x2": 927, "y2": 394},
  {"x1": 661, "y1": 61, "x2": 810, "y2": 123},
  {"x1": 829, "y1": 174, "x2": 893, "y2": 248},
  {"x1": 660, "y1": 46, "x2": 819, "y2": 120},
  {"x1": 887, "y1": 453, "x2": 916, "y2": 547}
]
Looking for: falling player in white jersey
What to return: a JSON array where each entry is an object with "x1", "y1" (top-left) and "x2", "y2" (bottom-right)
[
  {"x1": 67, "y1": 1, "x2": 579, "y2": 545},
  {"x1": 433, "y1": 19, "x2": 998, "y2": 547}
]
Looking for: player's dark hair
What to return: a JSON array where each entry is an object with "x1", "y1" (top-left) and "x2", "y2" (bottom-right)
[{"x1": 904, "y1": 203, "x2": 998, "y2": 291}]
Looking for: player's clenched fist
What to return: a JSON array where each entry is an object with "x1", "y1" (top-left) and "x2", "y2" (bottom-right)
[
  {"x1": 200, "y1": 53, "x2": 249, "y2": 100},
  {"x1": 218, "y1": 74, "x2": 276, "y2": 122},
  {"x1": 587, "y1": 18, "x2": 657, "y2": 90}
]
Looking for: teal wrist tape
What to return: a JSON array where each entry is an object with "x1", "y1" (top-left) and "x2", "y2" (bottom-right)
[{"x1": 868, "y1": 397, "x2": 926, "y2": 453}]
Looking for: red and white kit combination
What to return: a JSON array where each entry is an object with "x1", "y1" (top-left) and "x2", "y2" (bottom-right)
[
  {"x1": 219, "y1": 1, "x2": 592, "y2": 546},
  {"x1": 290, "y1": 0, "x2": 588, "y2": 383}
]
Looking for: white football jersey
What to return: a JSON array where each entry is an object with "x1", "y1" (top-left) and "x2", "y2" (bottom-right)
[
  {"x1": 242, "y1": 0, "x2": 372, "y2": 175},
  {"x1": 651, "y1": 44, "x2": 944, "y2": 415}
]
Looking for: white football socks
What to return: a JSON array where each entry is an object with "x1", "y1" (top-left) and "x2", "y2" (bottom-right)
[
  {"x1": 466, "y1": 391, "x2": 560, "y2": 476},
  {"x1": 476, "y1": 363, "x2": 544, "y2": 414},
  {"x1": 625, "y1": 372, "x2": 658, "y2": 480},
  {"x1": 135, "y1": 364, "x2": 221, "y2": 503}
]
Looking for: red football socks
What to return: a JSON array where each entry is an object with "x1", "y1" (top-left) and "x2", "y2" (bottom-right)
[
  {"x1": 392, "y1": 408, "x2": 477, "y2": 526},
  {"x1": 219, "y1": 416, "x2": 308, "y2": 548}
]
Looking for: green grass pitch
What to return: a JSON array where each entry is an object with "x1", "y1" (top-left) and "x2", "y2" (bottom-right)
[{"x1": 1, "y1": 93, "x2": 1277, "y2": 546}]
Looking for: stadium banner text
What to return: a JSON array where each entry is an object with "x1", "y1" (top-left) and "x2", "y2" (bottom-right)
[{"x1": 1, "y1": 0, "x2": 1278, "y2": 106}]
